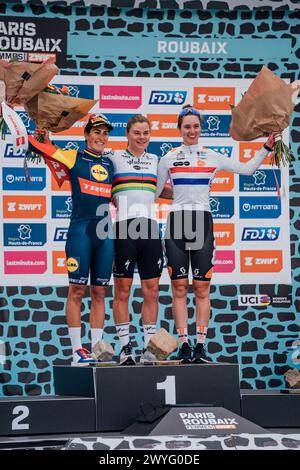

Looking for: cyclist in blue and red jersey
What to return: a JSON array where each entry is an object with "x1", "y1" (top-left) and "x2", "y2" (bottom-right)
[{"x1": 28, "y1": 114, "x2": 114, "y2": 365}]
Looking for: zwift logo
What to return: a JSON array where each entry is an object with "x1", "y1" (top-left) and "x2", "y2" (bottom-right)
[{"x1": 149, "y1": 91, "x2": 187, "y2": 105}]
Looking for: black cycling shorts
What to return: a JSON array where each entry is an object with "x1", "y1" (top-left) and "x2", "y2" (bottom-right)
[
  {"x1": 113, "y1": 217, "x2": 163, "y2": 280},
  {"x1": 164, "y1": 210, "x2": 215, "y2": 281}
]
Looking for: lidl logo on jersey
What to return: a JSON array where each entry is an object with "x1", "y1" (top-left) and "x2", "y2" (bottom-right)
[
  {"x1": 52, "y1": 196, "x2": 72, "y2": 218},
  {"x1": 206, "y1": 146, "x2": 233, "y2": 158},
  {"x1": 66, "y1": 257, "x2": 79, "y2": 273},
  {"x1": 194, "y1": 87, "x2": 235, "y2": 110},
  {"x1": 238, "y1": 295, "x2": 271, "y2": 306},
  {"x1": 90, "y1": 164, "x2": 108, "y2": 182},
  {"x1": 239, "y1": 170, "x2": 281, "y2": 192},
  {"x1": 148, "y1": 141, "x2": 181, "y2": 157},
  {"x1": 4, "y1": 223, "x2": 47, "y2": 246},
  {"x1": 240, "y1": 250, "x2": 283, "y2": 273},
  {"x1": 149, "y1": 91, "x2": 187, "y2": 105},
  {"x1": 209, "y1": 196, "x2": 234, "y2": 219},
  {"x1": 241, "y1": 227, "x2": 280, "y2": 241},
  {"x1": 4, "y1": 143, "x2": 26, "y2": 158},
  {"x1": 3, "y1": 196, "x2": 46, "y2": 219},
  {"x1": 239, "y1": 197, "x2": 281, "y2": 219},
  {"x1": 54, "y1": 227, "x2": 68, "y2": 242},
  {"x1": 52, "y1": 140, "x2": 85, "y2": 153},
  {"x1": 3, "y1": 168, "x2": 46, "y2": 191},
  {"x1": 105, "y1": 114, "x2": 135, "y2": 137},
  {"x1": 51, "y1": 84, "x2": 94, "y2": 99},
  {"x1": 201, "y1": 115, "x2": 231, "y2": 137}
]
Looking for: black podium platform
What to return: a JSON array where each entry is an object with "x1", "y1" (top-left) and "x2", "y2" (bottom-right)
[
  {"x1": 53, "y1": 363, "x2": 241, "y2": 431},
  {"x1": 0, "y1": 395, "x2": 95, "y2": 436}
]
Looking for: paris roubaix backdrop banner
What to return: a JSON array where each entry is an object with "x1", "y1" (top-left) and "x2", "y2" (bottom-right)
[{"x1": 0, "y1": 76, "x2": 291, "y2": 287}]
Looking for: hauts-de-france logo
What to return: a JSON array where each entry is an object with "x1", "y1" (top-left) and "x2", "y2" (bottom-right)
[
  {"x1": 90, "y1": 164, "x2": 108, "y2": 182},
  {"x1": 66, "y1": 257, "x2": 79, "y2": 273}
]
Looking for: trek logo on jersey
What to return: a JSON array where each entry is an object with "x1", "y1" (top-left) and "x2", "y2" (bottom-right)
[
  {"x1": 54, "y1": 227, "x2": 68, "y2": 242},
  {"x1": 148, "y1": 141, "x2": 181, "y2": 157},
  {"x1": 90, "y1": 164, "x2": 108, "y2": 182},
  {"x1": 3, "y1": 143, "x2": 26, "y2": 158},
  {"x1": 213, "y1": 250, "x2": 235, "y2": 273},
  {"x1": 211, "y1": 171, "x2": 234, "y2": 192},
  {"x1": 51, "y1": 84, "x2": 94, "y2": 99},
  {"x1": 207, "y1": 146, "x2": 233, "y2": 158},
  {"x1": 3, "y1": 196, "x2": 46, "y2": 218},
  {"x1": 66, "y1": 257, "x2": 79, "y2": 273},
  {"x1": 194, "y1": 87, "x2": 235, "y2": 110},
  {"x1": 239, "y1": 170, "x2": 281, "y2": 192},
  {"x1": 51, "y1": 196, "x2": 72, "y2": 219},
  {"x1": 201, "y1": 115, "x2": 231, "y2": 137},
  {"x1": 241, "y1": 227, "x2": 280, "y2": 241},
  {"x1": 239, "y1": 142, "x2": 271, "y2": 164},
  {"x1": 209, "y1": 196, "x2": 234, "y2": 219},
  {"x1": 149, "y1": 91, "x2": 187, "y2": 105},
  {"x1": 78, "y1": 178, "x2": 111, "y2": 198},
  {"x1": 4, "y1": 251, "x2": 47, "y2": 274},
  {"x1": 52, "y1": 251, "x2": 67, "y2": 274},
  {"x1": 3, "y1": 168, "x2": 46, "y2": 191},
  {"x1": 147, "y1": 114, "x2": 180, "y2": 137},
  {"x1": 3, "y1": 223, "x2": 47, "y2": 246},
  {"x1": 240, "y1": 250, "x2": 283, "y2": 272},
  {"x1": 238, "y1": 295, "x2": 271, "y2": 306},
  {"x1": 213, "y1": 223, "x2": 235, "y2": 246},
  {"x1": 239, "y1": 197, "x2": 281, "y2": 219},
  {"x1": 99, "y1": 85, "x2": 142, "y2": 109}
]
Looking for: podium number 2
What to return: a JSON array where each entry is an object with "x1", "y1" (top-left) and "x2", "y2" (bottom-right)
[
  {"x1": 12, "y1": 406, "x2": 29, "y2": 430},
  {"x1": 156, "y1": 375, "x2": 176, "y2": 404}
]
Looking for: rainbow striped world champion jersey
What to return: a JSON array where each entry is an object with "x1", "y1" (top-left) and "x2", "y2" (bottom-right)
[
  {"x1": 109, "y1": 149, "x2": 159, "y2": 221},
  {"x1": 155, "y1": 143, "x2": 269, "y2": 213}
]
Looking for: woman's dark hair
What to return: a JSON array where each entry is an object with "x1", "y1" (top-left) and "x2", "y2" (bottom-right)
[
  {"x1": 177, "y1": 104, "x2": 202, "y2": 129},
  {"x1": 126, "y1": 115, "x2": 151, "y2": 133}
]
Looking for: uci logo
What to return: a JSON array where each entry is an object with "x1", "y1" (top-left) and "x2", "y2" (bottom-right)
[
  {"x1": 66, "y1": 257, "x2": 79, "y2": 273},
  {"x1": 173, "y1": 161, "x2": 190, "y2": 167},
  {"x1": 91, "y1": 164, "x2": 108, "y2": 182}
]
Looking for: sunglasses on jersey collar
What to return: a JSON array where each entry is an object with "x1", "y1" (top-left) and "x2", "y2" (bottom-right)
[{"x1": 179, "y1": 107, "x2": 200, "y2": 117}]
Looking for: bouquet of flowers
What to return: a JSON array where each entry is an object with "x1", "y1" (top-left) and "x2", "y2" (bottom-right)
[
  {"x1": 0, "y1": 57, "x2": 58, "y2": 105},
  {"x1": 230, "y1": 66, "x2": 300, "y2": 166}
]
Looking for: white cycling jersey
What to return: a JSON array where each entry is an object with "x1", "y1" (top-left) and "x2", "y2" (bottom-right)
[
  {"x1": 155, "y1": 143, "x2": 269, "y2": 212},
  {"x1": 109, "y1": 149, "x2": 159, "y2": 221}
]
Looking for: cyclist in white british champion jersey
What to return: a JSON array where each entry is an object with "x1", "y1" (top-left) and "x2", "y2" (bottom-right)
[
  {"x1": 155, "y1": 105, "x2": 275, "y2": 364},
  {"x1": 109, "y1": 115, "x2": 166, "y2": 365}
]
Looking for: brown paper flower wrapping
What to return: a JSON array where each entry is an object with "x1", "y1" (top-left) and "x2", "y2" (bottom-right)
[
  {"x1": 25, "y1": 92, "x2": 97, "y2": 133},
  {"x1": 0, "y1": 58, "x2": 58, "y2": 106},
  {"x1": 230, "y1": 66, "x2": 295, "y2": 141}
]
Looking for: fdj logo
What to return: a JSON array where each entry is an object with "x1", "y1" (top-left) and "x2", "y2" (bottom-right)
[
  {"x1": 54, "y1": 228, "x2": 68, "y2": 241},
  {"x1": 90, "y1": 164, "x2": 108, "y2": 182},
  {"x1": 242, "y1": 227, "x2": 280, "y2": 241},
  {"x1": 66, "y1": 257, "x2": 79, "y2": 273},
  {"x1": 149, "y1": 91, "x2": 187, "y2": 105}
]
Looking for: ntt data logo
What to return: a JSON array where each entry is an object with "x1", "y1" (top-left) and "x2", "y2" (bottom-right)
[
  {"x1": 239, "y1": 197, "x2": 281, "y2": 219},
  {"x1": 238, "y1": 295, "x2": 271, "y2": 306},
  {"x1": 149, "y1": 91, "x2": 187, "y2": 105}
]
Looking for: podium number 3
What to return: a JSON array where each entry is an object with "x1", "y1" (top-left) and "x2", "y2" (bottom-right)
[
  {"x1": 156, "y1": 375, "x2": 176, "y2": 404},
  {"x1": 12, "y1": 406, "x2": 29, "y2": 430}
]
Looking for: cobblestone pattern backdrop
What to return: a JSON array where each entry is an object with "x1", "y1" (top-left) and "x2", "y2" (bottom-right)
[{"x1": 0, "y1": 1, "x2": 299, "y2": 396}]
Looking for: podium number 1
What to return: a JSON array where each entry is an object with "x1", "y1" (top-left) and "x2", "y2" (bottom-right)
[
  {"x1": 12, "y1": 406, "x2": 30, "y2": 430},
  {"x1": 156, "y1": 375, "x2": 176, "y2": 404}
]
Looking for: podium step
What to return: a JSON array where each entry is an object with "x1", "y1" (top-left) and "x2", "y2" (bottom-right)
[
  {"x1": 241, "y1": 390, "x2": 300, "y2": 428},
  {"x1": 0, "y1": 395, "x2": 95, "y2": 436},
  {"x1": 54, "y1": 363, "x2": 240, "y2": 431}
]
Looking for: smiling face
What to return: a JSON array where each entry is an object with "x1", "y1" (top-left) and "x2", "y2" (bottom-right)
[
  {"x1": 179, "y1": 115, "x2": 201, "y2": 146},
  {"x1": 126, "y1": 121, "x2": 151, "y2": 156},
  {"x1": 84, "y1": 126, "x2": 110, "y2": 153}
]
